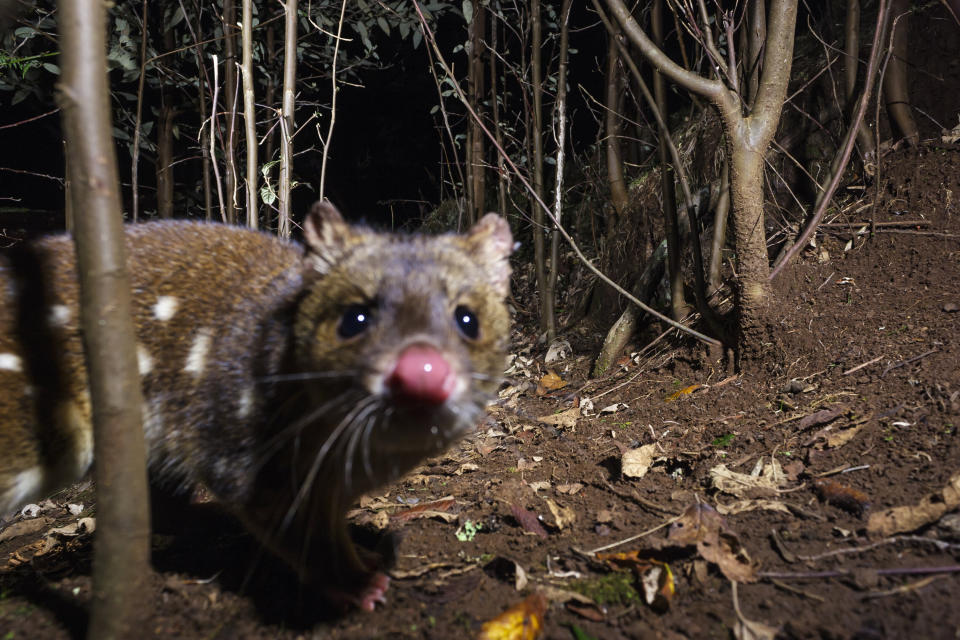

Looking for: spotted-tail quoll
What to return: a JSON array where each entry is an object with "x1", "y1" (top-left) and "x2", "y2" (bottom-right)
[{"x1": 0, "y1": 202, "x2": 512, "y2": 610}]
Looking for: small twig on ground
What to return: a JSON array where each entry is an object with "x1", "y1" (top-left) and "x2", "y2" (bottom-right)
[
  {"x1": 771, "y1": 579, "x2": 826, "y2": 602},
  {"x1": 881, "y1": 348, "x2": 937, "y2": 377},
  {"x1": 862, "y1": 574, "x2": 949, "y2": 599},
  {"x1": 760, "y1": 565, "x2": 960, "y2": 580},
  {"x1": 843, "y1": 354, "x2": 885, "y2": 375},
  {"x1": 817, "y1": 272, "x2": 835, "y2": 290},
  {"x1": 820, "y1": 220, "x2": 931, "y2": 228}
]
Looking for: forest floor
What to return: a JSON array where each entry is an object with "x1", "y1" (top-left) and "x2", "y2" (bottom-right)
[
  {"x1": 3, "y1": 5, "x2": 960, "y2": 631},
  {"x1": 0, "y1": 142, "x2": 958, "y2": 639}
]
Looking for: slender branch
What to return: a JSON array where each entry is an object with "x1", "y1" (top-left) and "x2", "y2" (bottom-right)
[
  {"x1": 770, "y1": 0, "x2": 887, "y2": 280},
  {"x1": 130, "y1": 0, "x2": 148, "y2": 222},
  {"x1": 413, "y1": 1, "x2": 721, "y2": 348},
  {"x1": 604, "y1": 0, "x2": 723, "y2": 100},
  {"x1": 312, "y1": 0, "x2": 348, "y2": 202},
  {"x1": 208, "y1": 54, "x2": 227, "y2": 222}
]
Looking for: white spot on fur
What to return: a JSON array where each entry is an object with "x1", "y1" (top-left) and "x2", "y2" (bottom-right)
[
  {"x1": 153, "y1": 296, "x2": 179, "y2": 322},
  {"x1": 48, "y1": 305, "x2": 71, "y2": 327},
  {"x1": 237, "y1": 387, "x2": 254, "y2": 419},
  {"x1": 1, "y1": 468, "x2": 43, "y2": 513},
  {"x1": 136, "y1": 344, "x2": 154, "y2": 376},
  {"x1": 0, "y1": 353, "x2": 22, "y2": 372},
  {"x1": 141, "y1": 397, "x2": 165, "y2": 444},
  {"x1": 184, "y1": 329, "x2": 213, "y2": 376}
]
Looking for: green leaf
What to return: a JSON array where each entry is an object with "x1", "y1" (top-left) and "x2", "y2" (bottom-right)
[
  {"x1": 412, "y1": 29, "x2": 422, "y2": 49},
  {"x1": 259, "y1": 183, "x2": 276, "y2": 205},
  {"x1": 462, "y1": 0, "x2": 473, "y2": 23},
  {"x1": 376, "y1": 16, "x2": 390, "y2": 36},
  {"x1": 42, "y1": 63, "x2": 60, "y2": 75},
  {"x1": 168, "y1": 6, "x2": 185, "y2": 29}
]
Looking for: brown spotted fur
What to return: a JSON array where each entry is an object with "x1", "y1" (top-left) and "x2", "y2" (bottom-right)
[{"x1": 0, "y1": 202, "x2": 512, "y2": 593}]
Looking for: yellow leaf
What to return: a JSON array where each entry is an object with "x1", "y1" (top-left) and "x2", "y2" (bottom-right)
[
  {"x1": 539, "y1": 370, "x2": 566, "y2": 391},
  {"x1": 478, "y1": 592, "x2": 547, "y2": 640},
  {"x1": 665, "y1": 384, "x2": 700, "y2": 402}
]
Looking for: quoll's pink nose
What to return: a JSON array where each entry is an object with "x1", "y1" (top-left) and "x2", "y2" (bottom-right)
[{"x1": 387, "y1": 345, "x2": 455, "y2": 405}]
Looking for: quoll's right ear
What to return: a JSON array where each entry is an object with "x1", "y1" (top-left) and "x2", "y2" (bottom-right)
[{"x1": 303, "y1": 201, "x2": 356, "y2": 274}]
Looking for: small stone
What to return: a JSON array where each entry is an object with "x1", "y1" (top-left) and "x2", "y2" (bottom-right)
[
  {"x1": 784, "y1": 379, "x2": 805, "y2": 394},
  {"x1": 942, "y1": 302, "x2": 959, "y2": 313}
]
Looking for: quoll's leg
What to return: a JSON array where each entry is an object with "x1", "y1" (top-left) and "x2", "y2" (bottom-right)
[{"x1": 238, "y1": 490, "x2": 393, "y2": 611}]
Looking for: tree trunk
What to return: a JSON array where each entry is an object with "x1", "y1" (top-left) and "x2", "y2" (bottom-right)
[
  {"x1": 222, "y1": 0, "x2": 238, "y2": 223},
  {"x1": 530, "y1": 0, "x2": 549, "y2": 334},
  {"x1": 605, "y1": 0, "x2": 798, "y2": 358},
  {"x1": 844, "y1": 0, "x2": 876, "y2": 156},
  {"x1": 467, "y1": 5, "x2": 487, "y2": 225},
  {"x1": 58, "y1": 0, "x2": 151, "y2": 637},
  {"x1": 545, "y1": 0, "x2": 572, "y2": 344},
  {"x1": 604, "y1": 34, "x2": 629, "y2": 219},
  {"x1": 883, "y1": 0, "x2": 918, "y2": 146},
  {"x1": 277, "y1": 0, "x2": 297, "y2": 238},
  {"x1": 130, "y1": 0, "x2": 148, "y2": 222},
  {"x1": 156, "y1": 101, "x2": 175, "y2": 219},
  {"x1": 240, "y1": 0, "x2": 258, "y2": 228},
  {"x1": 652, "y1": 0, "x2": 687, "y2": 320},
  {"x1": 490, "y1": 3, "x2": 507, "y2": 217}
]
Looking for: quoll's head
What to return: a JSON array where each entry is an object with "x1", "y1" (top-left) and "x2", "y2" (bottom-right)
[{"x1": 291, "y1": 202, "x2": 512, "y2": 485}]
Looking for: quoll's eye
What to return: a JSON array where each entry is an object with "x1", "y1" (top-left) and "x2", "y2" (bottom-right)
[
  {"x1": 454, "y1": 305, "x2": 479, "y2": 339},
  {"x1": 338, "y1": 303, "x2": 372, "y2": 339}
]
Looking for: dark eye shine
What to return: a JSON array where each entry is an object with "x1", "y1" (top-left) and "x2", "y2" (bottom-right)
[
  {"x1": 338, "y1": 303, "x2": 372, "y2": 339},
  {"x1": 455, "y1": 305, "x2": 479, "y2": 339}
]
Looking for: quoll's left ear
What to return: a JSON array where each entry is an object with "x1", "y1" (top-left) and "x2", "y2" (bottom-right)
[
  {"x1": 466, "y1": 213, "x2": 513, "y2": 295},
  {"x1": 302, "y1": 201, "x2": 357, "y2": 274}
]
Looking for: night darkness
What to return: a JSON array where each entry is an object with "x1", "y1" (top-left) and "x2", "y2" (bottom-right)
[{"x1": 1, "y1": 4, "x2": 609, "y2": 234}]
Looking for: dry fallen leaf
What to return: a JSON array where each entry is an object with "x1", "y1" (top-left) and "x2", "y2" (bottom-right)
[
  {"x1": 537, "y1": 370, "x2": 566, "y2": 394},
  {"x1": 478, "y1": 592, "x2": 547, "y2": 640},
  {"x1": 665, "y1": 384, "x2": 700, "y2": 402},
  {"x1": 509, "y1": 503, "x2": 549, "y2": 538},
  {"x1": 542, "y1": 498, "x2": 576, "y2": 530},
  {"x1": 622, "y1": 444, "x2": 658, "y2": 479},
  {"x1": 544, "y1": 339, "x2": 572, "y2": 364},
  {"x1": 710, "y1": 460, "x2": 785, "y2": 498},
  {"x1": 668, "y1": 502, "x2": 757, "y2": 583},
  {"x1": 0, "y1": 517, "x2": 53, "y2": 544},
  {"x1": 796, "y1": 405, "x2": 847, "y2": 430},
  {"x1": 536, "y1": 407, "x2": 580, "y2": 430},
  {"x1": 715, "y1": 499, "x2": 791, "y2": 516},
  {"x1": 868, "y1": 470, "x2": 960, "y2": 536},
  {"x1": 556, "y1": 483, "x2": 583, "y2": 495}
]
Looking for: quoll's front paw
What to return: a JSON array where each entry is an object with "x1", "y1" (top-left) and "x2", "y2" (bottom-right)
[{"x1": 324, "y1": 571, "x2": 390, "y2": 612}]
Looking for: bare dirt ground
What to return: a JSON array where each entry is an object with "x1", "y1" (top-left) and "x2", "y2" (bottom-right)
[
  {"x1": 1, "y1": 144, "x2": 957, "y2": 640},
  {"x1": 2, "y1": 12, "x2": 960, "y2": 640}
]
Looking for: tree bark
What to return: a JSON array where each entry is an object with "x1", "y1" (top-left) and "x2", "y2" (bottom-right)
[
  {"x1": 156, "y1": 100, "x2": 175, "y2": 219},
  {"x1": 130, "y1": 0, "x2": 148, "y2": 222},
  {"x1": 545, "y1": 0, "x2": 572, "y2": 344},
  {"x1": 844, "y1": 0, "x2": 876, "y2": 156},
  {"x1": 222, "y1": 0, "x2": 238, "y2": 223},
  {"x1": 604, "y1": 33, "x2": 629, "y2": 219},
  {"x1": 467, "y1": 5, "x2": 486, "y2": 224},
  {"x1": 240, "y1": 0, "x2": 258, "y2": 228},
  {"x1": 652, "y1": 0, "x2": 687, "y2": 320},
  {"x1": 605, "y1": 0, "x2": 798, "y2": 357},
  {"x1": 490, "y1": 4, "x2": 507, "y2": 217},
  {"x1": 882, "y1": 0, "x2": 918, "y2": 146},
  {"x1": 57, "y1": 0, "x2": 151, "y2": 637},
  {"x1": 530, "y1": 0, "x2": 549, "y2": 333},
  {"x1": 277, "y1": 0, "x2": 297, "y2": 238}
]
